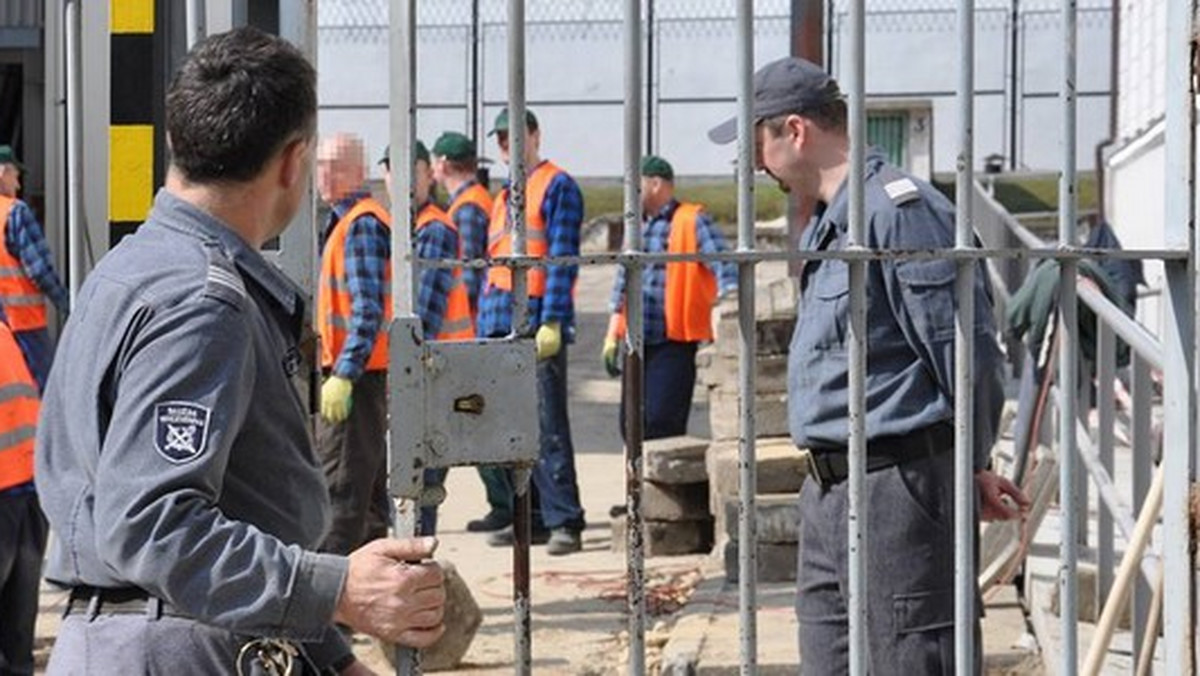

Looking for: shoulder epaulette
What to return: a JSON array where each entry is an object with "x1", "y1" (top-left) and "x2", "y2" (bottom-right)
[{"x1": 203, "y1": 246, "x2": 248, "y2": 307}]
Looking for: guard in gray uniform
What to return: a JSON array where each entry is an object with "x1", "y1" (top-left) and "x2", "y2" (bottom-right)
[
  {"x1": 710, "y1": 57, "x2": 1029, "y2": 673},
  {"x1": 36, "y1": 28, "x2": 445, "y2": 675}
]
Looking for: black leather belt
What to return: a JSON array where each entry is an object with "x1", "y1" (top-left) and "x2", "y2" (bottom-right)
[
  {"x1": 64, "y1": 586, "x2": 187, "y2": 619},
  {"x1": 805, "y1": 423, "x2": 955, "y2": 490}
]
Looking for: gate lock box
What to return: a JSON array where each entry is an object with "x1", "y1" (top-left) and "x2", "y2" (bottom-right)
[{"x1": 387, "y1": 316, "x2": 540, "y2": 499}]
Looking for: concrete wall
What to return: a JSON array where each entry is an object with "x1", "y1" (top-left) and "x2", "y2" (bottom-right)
[{"x1": 1105, "y1": 125, "x2": 1165, "y2": 337}]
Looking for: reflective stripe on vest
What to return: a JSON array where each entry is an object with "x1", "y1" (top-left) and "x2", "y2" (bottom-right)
[
  {"x1": 615, "y1": 202, "x2": 718, "y2": 343},
  {"x1": 317, "y1": 197, "x2": 393, "y2": 372},
  {"x1": 0, "y1": 320, "x2": 37, "y2": 491},
  {"x1": 417, "y1": 203, "x2": 475, "y2": 341},
  {"x1": 0, "y1": 196, "x2": 48, "y2": 331},
  {"x1": 485, "y1": 162, "x2": 561, "y2": 297}
]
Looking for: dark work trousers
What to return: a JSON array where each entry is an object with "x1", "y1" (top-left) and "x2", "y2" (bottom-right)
[
  {"x1": 795, "y1": 448, "x2": 981, "y2": 674},
  {"x1": 476, "y1": 465, "x2": 514, "y2": 521},
  {"x1": 466, "y1": 348, "x2": 584, "y2": 531},
  {"x1": 0, "y1": 489, "x2": 47, "y2": 676},
  {"x1": 316, "y1": 371, "x2": 390, "y2": 555},
  {"x1": 618, "y1": 341, "x2": 699, "y2": 443}
]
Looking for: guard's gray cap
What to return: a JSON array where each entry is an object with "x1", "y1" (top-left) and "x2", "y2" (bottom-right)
[{"x1": 708, "y1": 57, "x2": 842, "y2": 145}]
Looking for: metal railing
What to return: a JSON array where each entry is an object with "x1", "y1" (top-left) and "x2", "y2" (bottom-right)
[{"x1": 382, "y1": 1, "x2": 1197, "y2": 674}]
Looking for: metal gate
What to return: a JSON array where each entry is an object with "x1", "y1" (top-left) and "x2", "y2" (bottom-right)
[{"x1": 377, "y1": 0, "x2": 1199, "y2": 674}]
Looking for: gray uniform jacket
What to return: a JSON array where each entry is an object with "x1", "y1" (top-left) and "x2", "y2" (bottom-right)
[
  {"x1": 35, "y1": 190, "x2": 351, "y2": 664},
  {"x1": 788, "y1": 151, "x2": 1005, "y2": 469}
]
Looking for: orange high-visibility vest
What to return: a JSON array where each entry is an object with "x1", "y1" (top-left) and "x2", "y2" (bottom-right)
[
  {"x1": 0, "y1": 315, "x2": 38, "y2": 491},
  {"x1": 611, "y1": 202, "x2": 718, "y2": 343},
  {"x1": 486, "y1": 161, "x2": 563, "y2": 297},
  {"x1": 448, "y1": 182, "x2": 494, "y2": 254},
  {"x1": 416, "y1": 203, "x2": 474, "y2": 341},
  {"x1": 0, "y1": 196, "x2": 48, "y2": 332},
  {"x1": 318, "y1": 197, "x2": 393, "y2": 372}
]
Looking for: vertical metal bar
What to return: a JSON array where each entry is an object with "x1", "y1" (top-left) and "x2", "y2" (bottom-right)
[
  {"x1": 506, "y1": 2, "x2": 533, "y2": 674},
  {"x1": 1008, "y1": 0, "x2": 1020, "y2": 170},
  {"x1": 1096, "y1": 322, "x2": 1115, "y2": 609},
  {"x1": 735, "y1": 1, "x2": 758, "y2": 673},
  {"x1": 1130, "y1": 355, "x2": 1152, "y2": 669},
  {"x1": 186, "y1": 0, "x2": 206, "y2": 49},
  {"x1": 953, "y1": 0, "x2": 977, "y2": 672},
  {"x1": 1056, "y1": 0, "x2": 1079, "y2": 669},
  {"x1": 645, "y1": 0, "x2": 655, "y2": 156},
  {"x1": 621, "y1": 0, "x2": 645, "y2": 673},
  {"x1": 846, "y1": 1, "x2": 868, "y2": 674},
  {"x1": 65, "y1": 0, "x2": 82, "y2": 304},
  {"x1": 1164, "y1": 0, "x2": 1197, "y2": 669},
  {"x1": 470, "y1": 0, "x2": 480, "y2": 143},
  {"x1": 389, "y1": 0, "x2": 420, "y2": 673}
]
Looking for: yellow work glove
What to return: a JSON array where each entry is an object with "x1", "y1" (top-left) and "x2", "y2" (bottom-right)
[
  {"x1": 602, "y1": 338, "x2": 621, "y2": 378},
  {"x1": 535, "y1": 321, "x2": 562, "y2": 361},
  {"x1": 320, "y1": 375, "x2": 354, "y2": 424}
]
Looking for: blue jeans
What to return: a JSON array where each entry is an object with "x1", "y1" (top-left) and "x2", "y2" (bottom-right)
[{"x1": 533, "y1": 345, "x2": 585, "y2": 530}]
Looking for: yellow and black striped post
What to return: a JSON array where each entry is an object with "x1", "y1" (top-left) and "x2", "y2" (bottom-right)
[{"x1": 109, "y1": 0, "x2": 162, "y2": 247}]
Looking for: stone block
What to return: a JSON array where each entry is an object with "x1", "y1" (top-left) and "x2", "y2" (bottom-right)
[
  {"x1": 722, "y1": 493, "x2": 800, "y2": 544},
  {"x1": 644, "y1": 435, "x2": 710, "y2": 485},
  {"x1": 612, "y1": 517, "x2": 714, "y2": 557},
  {"x1": 698, "y1": 354, "x2": 789, "y2": 393},
  {"x1": 707, "y1": 390, "x2": 789, "y2": 440},
  {"x1": 724, "y1": 541, "x2": 798, "y2": 583},
  {"x1": 643, "y1": 480, "x2": 710, "y2": 522},
  {"x1": 707, "y1": 438, "x2": 808, "y2": 539},
  {"x1": 376, "y1": 561, "x2": 481, "y2": 671},
  {"x1": 715, "y1": 316, "x2": 796, "y2": 358}
]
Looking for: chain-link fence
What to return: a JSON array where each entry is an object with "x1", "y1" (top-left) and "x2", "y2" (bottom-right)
[{"x1": 317, "y1": 0, "x2": 1113, "y2": 177}]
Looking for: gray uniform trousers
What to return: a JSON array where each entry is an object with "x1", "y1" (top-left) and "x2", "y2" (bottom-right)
[
  {"x1": 795, "y1": 449, "x2": 981, "y2": 674},
  {"x1": 47, "y1": 613, "x2": 324, "y2": 675},
  {"x1": 316, "y1": 371, "x2": 390, "y2": 555},
  {"x1": 0, "y1": 490, "x2": 47, "y2": 676}
]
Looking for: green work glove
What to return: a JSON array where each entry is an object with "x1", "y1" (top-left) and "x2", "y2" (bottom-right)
[
  {"x1": 535, "y1": 321, "x2": 562, "y2": 361},
  {"x1": 320, "y1": 375, "x2": 354, "y2": 424},
  {"x1": 602, "y1": 338, "x2": 621, "y2": 378}
]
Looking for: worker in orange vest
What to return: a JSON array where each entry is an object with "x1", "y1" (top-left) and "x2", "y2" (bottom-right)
[
  {"x1": 315, "y1": 133, "x2": 395, "y2": 555},
  {"x1": 0, "y1": 145, "x2": 70, "y2": 392},
  {"x1": 603, "y1": 155, "x2": 737, "y2": 441},
  {"x1": 477, "y1": 108, "x2": 586, "y2": 556},
  {"x1": 381, "y1": 139, "x2": 474, "y2": 535},
  {"x1": 0, "y1": 302, "x2": 46, "y2": 675}
]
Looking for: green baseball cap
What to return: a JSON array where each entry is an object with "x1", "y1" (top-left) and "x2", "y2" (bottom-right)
[
  {"x1": 488, "y1": 108, "x2": 539, "y2": 136},
  {"x1": 641, "y1": 155, "x2": 674, "y2": 181},
  {"x1": 379, "y1": 141, "x2": 430, "y2": 166},
  {"x1": 0, "y1": 145, "x2": 22, "y2": 170},
  {"x1": 432, "y1": 132, "x2": 476, "y2": 161}
]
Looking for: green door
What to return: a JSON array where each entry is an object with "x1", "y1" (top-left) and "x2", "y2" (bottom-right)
[{"x1": 867, "y1": 112, "x2": 908, "y2": 168}]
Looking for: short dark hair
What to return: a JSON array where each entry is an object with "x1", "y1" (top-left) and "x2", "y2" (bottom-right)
[
  {"x1": 166, "y1": 27, "x2": 316, "y2": 183},
  {"x1": 762, "y1": 99, "x2": 848, "y2": 136},
  {"x1": 445, "y1": 157, "x2": 478, "y2": 175}
]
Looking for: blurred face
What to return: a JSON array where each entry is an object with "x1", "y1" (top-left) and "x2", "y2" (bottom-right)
[
  {"x1": 414, "y1": 159, "x2": 433, "y2": 205},
  {"x1": 496, "y1": 128, "x2": 540, "y2": 169},
  {"x1": 0, "y1": 164, "x2": 20, "y2": 198},
  {"x1": 431, "y1": 155, "x2": 449, "y2": 185},
  {"x1": 315, "y1": 135, "x2": 364, "y2": 205},
  {"x1": 640, "y1": 176, "x2": 672, "y2": 214}
]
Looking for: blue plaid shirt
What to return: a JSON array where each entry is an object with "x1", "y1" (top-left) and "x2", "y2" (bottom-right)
[
  {"x1": 321, "y1": 193, "x2": 389, "y2": 380},
  {"x1": 5, "y1": 199, "x2": 70, "y2": 314},
  {"x1": 477, "y1": 163, "x2": 582, "y2": 339},
  {"x1": 415, "y1": 204, "x2": 460, "y2": 340},
  {"x1": 447, "y1": 181, "x2": 490, "y2": 314},
  {"x1": 608, "y1": 200, "x2": 738, "y2": 345}
]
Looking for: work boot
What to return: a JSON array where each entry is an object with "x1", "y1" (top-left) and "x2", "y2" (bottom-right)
[
  {"x1": 486, "y1": 525, "x2": 550, "y2": 547},
  {"x1": 466, "y1": 509, "x2": 511, "y2": 533},
  {"x1": 546, "y1": 528, "x2": 582, "y2": 556}
]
